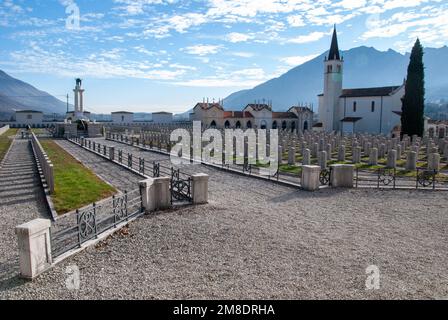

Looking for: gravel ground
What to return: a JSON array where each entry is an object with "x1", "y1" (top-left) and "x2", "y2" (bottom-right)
[
  {"x1": 1, "y1": 138, "x2": 448, "y2": 299},
  {"x1": 0, "y1": 139, "x2": 49, "y2": 290}
]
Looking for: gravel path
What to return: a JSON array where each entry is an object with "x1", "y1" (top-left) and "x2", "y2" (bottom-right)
[
  {"x1": 0, "y1": 139, "x2": 49, "y2": 290},
  {"x1": 1, "y1": 138, "x2": 448, "y2": 299}
]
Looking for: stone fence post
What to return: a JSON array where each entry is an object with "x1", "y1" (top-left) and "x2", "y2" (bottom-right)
[
  {"x1": 301, "y1": 165, "x2": 321, "y2": 191},
  {"x1": 15, "y1": 219, "x2": 52, "y2": 280},
  {"x1": 192, "y1": 174, "x2": 209, "y2": 204},
  {"x1": 140, "y1": 177, "x2": 171, "y2": 212},
  {"x1": 330, "y1": 164, "x2": 355, "y2": 188}
]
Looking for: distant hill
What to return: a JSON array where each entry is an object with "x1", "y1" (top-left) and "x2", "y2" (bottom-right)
[
  {"x1": 223, "y1": 46, "x2": 448, "y2": 111},
  {"x1": 0, "y1": 70, "x2": 67, "y2": 116}
]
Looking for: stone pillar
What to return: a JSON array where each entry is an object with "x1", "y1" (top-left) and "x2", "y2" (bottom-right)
[
  {"x1": 288, "y1": 147, "x2": 295, "y2": 165},
  {"x1": 318, "y1": 151, "x2": 327, "y2": 169},
  {"x1": 369, "y1": 148, "x2": 378, "y2": 166},
  {"x1": 139, "y1": 179, "x2": 155, "y2": 212},
  {"x1": 326, "y1": 143, "x2": 332, "y2": 160},
  {"x1": 330, "y1": 164, "x2": 355, "y2": 188},
  {"x1": 15, "y1": 219, "x2": 52, "y2": 280},
  {"x1": 192, "y1": 174, "x2": 209, "y2": 204},
  {"x1": 387, "y1": 150, "x2": 397, "y2": 169},
  {"x1": 302, "y1": 148, "x2": 311, "y2": 165},
  {"x1": 396, "y1": 144, "x2": 402, "y2": 160},
  {"x1": 73, "y1": 89, "x2": 79, "y2": 113},
  {"x1": 352, "y1": 146, "x2": 361, "y2": 164},
  {"x1": 406, "y1": 151, "x2": 417, "y2": 171},
  {"x1": 428, "y1": 153, "x2": 440, "y2": 171},
  {"x1": 338, "y1": 145, "x2": 346, "y2": 162},
  {"x1": 379, "y1": 144, "x2": 386, "y2": 159},
  {"x1": 312, "y1": 143, "x2": 318, "y2": 158},
  {"x1": 301, "y1": 165, "x2": 321, "y2": 191},
  {"x1": 278, "y1": 145, "x2": 283, "y2": 164},
  {"x1": 79, "y1": 89, "x2": 84, "y2": 112}
]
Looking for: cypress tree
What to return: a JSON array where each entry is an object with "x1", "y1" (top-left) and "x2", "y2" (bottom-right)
[{"x1": 401, "y1": 39, "x2": 425, "y2": 137}]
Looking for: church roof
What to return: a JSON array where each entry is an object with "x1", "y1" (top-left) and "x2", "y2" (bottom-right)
[
  {"x1": 341, "y1": 117, "x2": 362, "y2": 122},
  {"x1": 195, "y1": 102, "x2": 224, "y2": 111},
  {"x1": 223, "y1": 111, "x2": 254, "y2": 118},
  {"x1": 328, "y1": 26, "x2": 341, "y2": 61},
  {"x1": 244, "y1": 104, "x2": 272, "y2": 112},
  {"x1": 272, "y1": 112, "x2": 298, "y2": 119},
  {"x1": 340, "y1": 86, "x2": 401, "y2": 98}
]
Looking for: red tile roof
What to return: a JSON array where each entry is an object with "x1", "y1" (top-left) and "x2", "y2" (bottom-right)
[
  {"x1": 223, "y1": 111, "x2": 254, "y2": 118},
  {"x1": 272, "y1": 112, "x2": 298, "y2": 119}
]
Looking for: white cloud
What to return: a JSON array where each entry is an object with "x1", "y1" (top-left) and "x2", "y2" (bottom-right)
[
  {"x1": 287, "y1": 31, "x2": 327, "y2": 44},
  {"x1": 226, "y1": 32, "x2": 253, "y2": 43},
  {"x1": 182, "y1": 44, "x2": 223, "y2": 56},
  {"x1": 230, "y1": 51, "x2": 255, "y2": 58},
  {"x1": 287, "y1": 15, "x2": 305, "y2": 27},
  {"x1": 280, "y1": 54, "x2": 319, "y2": 66}
]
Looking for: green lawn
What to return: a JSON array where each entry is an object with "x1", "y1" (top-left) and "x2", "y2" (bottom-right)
[
  {"x1": 0, "y1": 128, "x2": 18, "y2": 163},
  {"x1": 41, "y1": 140, "x2": 116, "y2": 214}
]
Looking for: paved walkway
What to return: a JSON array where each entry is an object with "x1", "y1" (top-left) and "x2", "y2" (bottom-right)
[{"x1": 0, "y1": 138, "x2": 49, "y2": 289}]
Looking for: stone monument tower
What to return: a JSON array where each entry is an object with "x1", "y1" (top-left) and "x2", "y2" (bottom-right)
[{"x1": 73, "y1": 78, "x2": 86, "y2": 120}]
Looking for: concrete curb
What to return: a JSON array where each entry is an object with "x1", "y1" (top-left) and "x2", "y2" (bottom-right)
[{"x1": 29, "y1": 138, "x2": 58, "y2": 221}]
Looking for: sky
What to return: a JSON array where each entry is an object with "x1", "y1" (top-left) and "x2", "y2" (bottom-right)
[{"x1": 0, "y1": 0, "x2": 447, "y2": 114}]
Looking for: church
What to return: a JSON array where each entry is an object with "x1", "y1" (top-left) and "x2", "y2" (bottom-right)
[{"x1": 318, "y1": 27, "x2": 405, "y2": 135}]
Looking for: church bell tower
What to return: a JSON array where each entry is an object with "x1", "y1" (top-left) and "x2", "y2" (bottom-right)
[{"x1": 322, "y1": 26, "x2": 343, "y2": 132}]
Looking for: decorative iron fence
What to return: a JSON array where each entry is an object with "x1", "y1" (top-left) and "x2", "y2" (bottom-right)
[
  {"x1": 67, "y1": 136, "x2": 194, "y2": 204},
  {"x1": 106, "y1": 133, "x2": 288, "y2": 184},
  {"x1": 320, "y1": 168, "x2": 332, "y2": 186},
  {"x1": 170, "y1": 168, "x2": 192, "y2": 204},
  {"x1": 355, "y1": 168, "x2": 448, "y2": 190},
  {"x1": 51, "y1": 189, "x2": 143, "y2": 258}
]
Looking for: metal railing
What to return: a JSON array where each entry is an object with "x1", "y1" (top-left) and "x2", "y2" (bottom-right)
[
  {"x1": 354, "y1": 167, "x2": 448, "y2": 190},
  {"x1": 68, "y1": 136, "x2": 194, "y2": 204},
  {"x1": 51, "y1": 189, "x2": 143, "y2": 258}
]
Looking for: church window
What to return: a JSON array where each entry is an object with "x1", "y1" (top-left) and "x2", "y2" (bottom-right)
[
  {"x1": 327, "y1": 65, "x2": 333, "y2": 73},
  {"x1": 371, "y1": 101, "x2": 375, "y2": 112},
  {"x1": 353, "y1": 102, "x2": 357, "y2": 113},
  {"x1": 337, "y1": 65, "x2": 341, "y2": 73}
]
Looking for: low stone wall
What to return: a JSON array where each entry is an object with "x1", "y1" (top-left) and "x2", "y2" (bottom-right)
[
  {"x1": 30, "y1": 133, "x2": 54, "y2": 194},
  {"x1": 0, "y1": 125, "x2": 10, "y2": 136}
]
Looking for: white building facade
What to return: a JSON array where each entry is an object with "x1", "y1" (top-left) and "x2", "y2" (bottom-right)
[
  {"x1": 112, "y1": 111, "x2": 134, "y2": 125},
  {"x1": 15, "y1": 110, "x2": 43, "y2": 127},
  {"x1": 191, "y1": 102, "x2": 313, "y2": 131},
  {"x1": 152, "y1": 112, "x2": 173, "y2": 123},
  {"x1": 318, "y1": 27, "x2": 405, "y2": 135}
]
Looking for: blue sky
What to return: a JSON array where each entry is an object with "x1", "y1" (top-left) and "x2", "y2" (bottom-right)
[{"x1": 0, "y1": 0, "x2": 447, "y2": 114}]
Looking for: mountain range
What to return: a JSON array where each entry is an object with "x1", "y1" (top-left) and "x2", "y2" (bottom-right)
[
  {"x1": 1, "y1": 45, "x2": 448, "y2": 117},
  {"x1": 223, "y1": 46, "x2": 448, "y2": 111},
  {"x1": 0, "y1": 70, "x2": 67, "y2": 118}
]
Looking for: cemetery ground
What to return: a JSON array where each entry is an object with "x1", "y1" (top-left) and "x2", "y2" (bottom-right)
[
  {"x1": 1, "y1": 137, "x2": 448, "y2": 299},
  {"x1": 40, "y1": 139, "x2": 116, "y2": 214}
]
